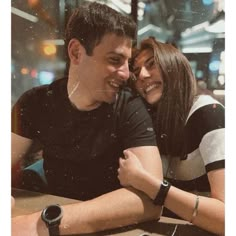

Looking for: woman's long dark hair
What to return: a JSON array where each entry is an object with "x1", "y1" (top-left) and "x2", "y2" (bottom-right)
[{"x1": 130, "y1": 38, "x2": 197, "y2": 157}]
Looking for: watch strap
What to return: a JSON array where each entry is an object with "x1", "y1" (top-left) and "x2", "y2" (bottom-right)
[
  {"x1": 48, "y1": 224, "x2": 60, "y2": 236},
  {"x1": 153, "y1": 180, "x2": 171, "y2": 206}
]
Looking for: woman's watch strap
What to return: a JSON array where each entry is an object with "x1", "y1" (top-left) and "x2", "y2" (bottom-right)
[{"x1": 153, "y1": 179, "x2": 171, "y2": 206}]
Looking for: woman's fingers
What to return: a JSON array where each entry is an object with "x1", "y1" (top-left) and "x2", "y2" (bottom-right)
[{"x1": 123, "y1": 149, "x2": 133, "y2": 159}]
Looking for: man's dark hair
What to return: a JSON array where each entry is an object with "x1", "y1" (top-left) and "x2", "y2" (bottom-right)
[{"x1": 65, "y1": 2, "x2": 137, "y2": 56}]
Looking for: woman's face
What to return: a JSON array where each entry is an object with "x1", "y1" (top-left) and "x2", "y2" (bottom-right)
[{"x1": 133, "y1": 48, "x2": 163, "y2": 105}]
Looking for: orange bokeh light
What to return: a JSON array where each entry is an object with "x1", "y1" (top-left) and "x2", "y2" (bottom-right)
[
  {"x1": 21, "y1": 67, "x2": 29, "y2": 75},
  {"x1": 28, "y1": 0, "x2": 40, "y2": 8},
  {"x1": 43, "y1": 44, "x2": 57, "y2": 56}
]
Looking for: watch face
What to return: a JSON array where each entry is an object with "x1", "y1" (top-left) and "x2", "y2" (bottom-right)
[{"x1": 42, "y1": 204, "x2": 63, "y2": 225}]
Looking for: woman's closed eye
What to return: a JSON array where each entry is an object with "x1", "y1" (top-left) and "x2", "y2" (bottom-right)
[
  {"x1": 145, "y1": 57, "x2": 155, "y2": 70},
  {"x1": 132, "y1": 57, "x2": 155, "y2": 77}
]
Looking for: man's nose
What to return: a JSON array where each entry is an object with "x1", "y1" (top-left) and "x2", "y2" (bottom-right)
[
  {"x1": 139, "y1": 66, "x2": 151, "y2": 80},
  {"x1": 117, "y1": 61, "x2": 130, "y2": 81}
]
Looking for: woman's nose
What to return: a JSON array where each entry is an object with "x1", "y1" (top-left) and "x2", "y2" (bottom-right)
[{"x1": 138, "y1": 66, "x2": 151, "y2": 80}]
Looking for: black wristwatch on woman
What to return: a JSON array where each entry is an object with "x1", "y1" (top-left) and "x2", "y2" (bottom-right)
[
  {"x1": 41, "y1": 204, "x2": 63, "y2": 236},
  {"x1": 153, "y1": 179, "x2": 171, "y2": 206}
]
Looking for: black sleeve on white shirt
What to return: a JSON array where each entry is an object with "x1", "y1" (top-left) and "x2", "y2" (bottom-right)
[{"x1": 185, "y1": 103, "x2": 225, "y2": 153}]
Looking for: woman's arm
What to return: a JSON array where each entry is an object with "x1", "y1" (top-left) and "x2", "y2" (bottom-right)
[
  {"x1": 164, "y1": 169, "x2": 224, "y2": 235},
  {"x1": 118, "y1": 150, "x2": 225, "y2": 235}
]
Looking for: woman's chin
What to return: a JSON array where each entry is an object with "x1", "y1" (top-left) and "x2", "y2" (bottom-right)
[{"x1": 145, "y1": 93, "x2": 161, "y2": 105}]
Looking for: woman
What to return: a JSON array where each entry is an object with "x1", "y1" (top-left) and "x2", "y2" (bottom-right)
[{"x1": 118, "y1": 38, "x2": 224, "y2": 235}]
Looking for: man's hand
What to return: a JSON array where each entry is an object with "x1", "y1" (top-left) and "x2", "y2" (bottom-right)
[{"x1": 12, "y1": 212, "x2": 48, "y2": 236}]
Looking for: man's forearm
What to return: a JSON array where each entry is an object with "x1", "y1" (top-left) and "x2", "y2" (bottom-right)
[
  {"x1": 59, "y1": 187, "x2": 162, "y2": 234},
  {"x1": 12, "y1": 184, "x2": 162, "y2": 235}
]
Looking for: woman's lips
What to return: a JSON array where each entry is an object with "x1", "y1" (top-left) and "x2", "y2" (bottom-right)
[{"x1": 144, "y1": 81, "x2": 162, "y2": 94}]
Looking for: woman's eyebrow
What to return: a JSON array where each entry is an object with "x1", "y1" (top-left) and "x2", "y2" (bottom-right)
[
  {"x1": 145, "y1": 56, "x2": 154, "y2": 65},
  {"x1": 133, "y1": 55, "x2": 154, "y2": 71}
]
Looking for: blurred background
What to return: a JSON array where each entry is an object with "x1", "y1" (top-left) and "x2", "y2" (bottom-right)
[{"x1": 11, "y1": 0, "x2": 225, "y2": 105}]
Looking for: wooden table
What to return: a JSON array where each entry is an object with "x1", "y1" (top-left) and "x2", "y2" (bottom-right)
[{"x1": 12, "y1": 188, "x2": 216, "y2": 236}]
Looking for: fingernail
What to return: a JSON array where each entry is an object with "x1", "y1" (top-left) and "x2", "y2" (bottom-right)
[{"x1": 123, "y1": 149, "x2": 129, "y2": 154}]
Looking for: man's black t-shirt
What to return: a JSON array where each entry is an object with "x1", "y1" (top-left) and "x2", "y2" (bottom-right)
[{"x1": 12, "y1": 78, "x2": 156, "y2": 200}]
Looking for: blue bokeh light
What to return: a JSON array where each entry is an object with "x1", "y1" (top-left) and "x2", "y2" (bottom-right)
[
  {"x1": 202, "y1": 0, "x2": 213, "y2": 6},
  {"x1": 38, "y1": 71, "x2": 54, "y2": 85},
  {"x1": 209, "y1": 60, "x2": 220, "y2": 72}
]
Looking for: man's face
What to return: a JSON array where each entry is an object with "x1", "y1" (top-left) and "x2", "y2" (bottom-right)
[{"x1": 76, "y1": 33, "x2": 132, "y2": 104}]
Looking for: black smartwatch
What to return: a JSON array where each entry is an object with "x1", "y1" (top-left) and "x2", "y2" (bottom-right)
[
  {"x1": 153, "y1": 180, "x2": 171, "y2": 206},
  {"x1": 41, "y1": 204, "x2": 63, "y2": 236}
]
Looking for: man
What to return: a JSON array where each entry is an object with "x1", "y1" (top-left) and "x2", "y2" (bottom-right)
[{"x1": 12, "y1": 2, "x2": 163, "y2": 235}]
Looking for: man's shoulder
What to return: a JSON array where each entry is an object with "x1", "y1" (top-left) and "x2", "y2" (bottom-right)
[
  {"x1": 114, "y1": 88, "x2": 156, "y2": 148},
  {"x1": 12, "y1": 78, "x2": 67, "y2": 114},
  {"x1": 22, "y1": 78, "x2": 66, "y2": 100},
  {"x1": 115, "y1": 87, "x2": 152, "y2": 124},
  {"x1": 115, "y1": 87, "x2": 144, "y2": 111}
]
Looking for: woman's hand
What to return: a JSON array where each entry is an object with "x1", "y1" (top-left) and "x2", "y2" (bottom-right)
[{"x1": 118, "y1": 149, "x2": 146, "y2": 189}]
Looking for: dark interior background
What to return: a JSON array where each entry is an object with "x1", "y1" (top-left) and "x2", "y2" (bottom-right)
[{"x1": 11, "y1": 0, "x2": 225, "y2": 105}]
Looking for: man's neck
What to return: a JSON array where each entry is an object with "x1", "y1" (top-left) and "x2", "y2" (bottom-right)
[{"x1": 67, "y1": 79, "x2": 101, "y2": 111}]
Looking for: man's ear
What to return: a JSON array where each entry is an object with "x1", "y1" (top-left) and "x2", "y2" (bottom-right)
[{"x1": 68, "y1": 38, "x2": 82, "y2": 64}]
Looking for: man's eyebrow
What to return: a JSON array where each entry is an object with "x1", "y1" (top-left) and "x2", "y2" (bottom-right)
[{"x1": 106, "y1": 51, "x2": 130, "y2": 59}]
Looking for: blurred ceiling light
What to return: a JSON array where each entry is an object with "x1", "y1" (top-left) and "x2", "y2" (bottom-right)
[
  {"x1": 220, "y1": 51, "x2": 225, "y2": 60},
  {"x1": 205, "y1": 19, "x2": 225, "y2": 33},
  {"x1": 11, "y1": 7, "x2": 38, "y2": 23},
  {"x1": 138, "y1": 24, "x2": 162, "y2": 35},
  {"x1": 137, "y1": 1, "x2": 145, "y2": 20},
  {"x1": 138, "y1": 2, "x2": 145, "y2": 8},
  {"x1": 213, "y1": 90, "x2": 225, "y2": 96},
  {"x1": 181, "y1": 21, "x2": 209, "y2": 37},
  {"x1": 138, "y1": 8, "x2": 144, "y2": 17},
  {"x1": 181, "y1": 33, "x2": 213, "y2": 45},
  {"x1": 110, "y1": 0, "x2": 131, "y2": 14},
  {"x1": 217, "y1": 0, "x2": 225, "y2": 12},
  {"x1": 182, "y1": 47, "x2": 213, "y2": 53},
  {"x1": 192, "y1": 22, "x2": 209, "y2": 31},
  {"x1": 43, "y1": 39, "x2": 64, "y2": 46},
  {"x1": 206, "y1": 10, "x2": 225, "y2": 33},
  {"x1": 182, "y1": 10, "x2": 224, "y2": 36},
  {"x1": 217, "y1": 75, "x2": 225, "y2": 85}
]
